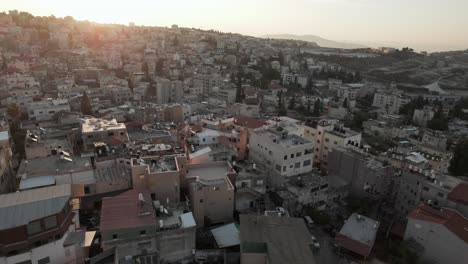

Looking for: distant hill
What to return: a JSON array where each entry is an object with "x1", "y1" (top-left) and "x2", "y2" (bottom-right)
[{"x1": 261, "y1": 34, "x2": 368, "y2": 49}]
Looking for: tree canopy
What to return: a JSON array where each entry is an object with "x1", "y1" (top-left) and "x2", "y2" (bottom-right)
[{"x1": 448, "y1": 138, "x2": 468, "y2": 177}]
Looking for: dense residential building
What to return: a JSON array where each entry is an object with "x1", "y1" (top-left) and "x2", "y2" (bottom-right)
[
  {"x1": 0, "y1": 9, "x2": 466, "y2": 264},
  {"x1": 304, "y1": 120, "x2": 361, "y2": 169},
  {"x1": 156, "y1": 79, "x2": 183, "y2": 104},
  {"x1": 239, "y1": 214, "x2": 316, "y2": 264},
  {"x1": 404, "y1": 204, "x2": 468, "y2": 264},
  {"x1": 0, "y1": 185, "x2": 85, "y2": 264},
  {"x1": 186, "y1": 162, "x2": 236, "y2": 227},
  {"x1": 328, "y1": 146, "x2": 395, "y2": 201},
  {"x1": 249, "y1": 127, "x2": 314, "y2": 186},
  {"x1": 372, "y1": 92, "x2": 410, "y2": 114},
  {"x1": 100, "y1": 189, "x2": 196, "y2": 263},
  {"x1": 335, "y1": 213, "x2": 379, "y2": 259},
  {"x1": 27, "y1": 99, "x2": 71, "y2": 121},
  {"x1": 81, "y1": 118, "x2": 129, "y2": 151}
]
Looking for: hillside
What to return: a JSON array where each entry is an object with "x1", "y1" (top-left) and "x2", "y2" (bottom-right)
[{"x1": 261, "y1": 34, "x2": 368, "y2": 49}]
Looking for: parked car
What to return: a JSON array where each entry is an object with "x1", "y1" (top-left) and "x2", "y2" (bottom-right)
[
  {"x1": 311, "y1": 235, "x2": 320, "y2": 248},
  {"x1": 304, "y1": 215, "x2": 314, "y2": 227}
]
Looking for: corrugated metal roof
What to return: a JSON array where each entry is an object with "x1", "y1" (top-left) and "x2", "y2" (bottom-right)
[
  {"x1": 0, "y1": 184, "x2": 71, "y2": 229},
  {"x1": 211, "y1": 223, "x2": 240, "y2": 248}
]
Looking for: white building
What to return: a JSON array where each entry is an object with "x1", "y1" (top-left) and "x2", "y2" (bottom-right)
[
  {"x1": 249, "y1": 127, "x2": 314, "y2": 186},
  {"x1": 27, "y1": 99, "x2": 71, "y2": 121},
  {"x1": 372, "y1": 92, "x2": 410, "y2": 114}
]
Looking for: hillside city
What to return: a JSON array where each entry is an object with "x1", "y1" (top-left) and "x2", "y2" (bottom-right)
[{"x1": 0, "y1": 10, "x2": 468, "y2": 264}]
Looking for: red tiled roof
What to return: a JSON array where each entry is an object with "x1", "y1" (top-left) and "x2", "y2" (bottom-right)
[
  {"x1": 335, "y1": 233, "x2": 371, "y2": 257},
  {"x1": 447, "y1": 183, "x2": 468, "y2": 206},
  {"x1": 100, "y1": 190, "x2": 156, "y2": 231},
  {"x1": 234, "y1": 116, "x2": 266, "y2": 129},
  {"x1": 408, "y1": 204, "x2": 468, "y2": 243}
]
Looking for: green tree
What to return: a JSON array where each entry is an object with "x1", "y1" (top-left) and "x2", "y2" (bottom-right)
[
  {"x1": 235, "y1": 67, "x2": 244, "y2": 103},
  {"x1": 342, "y1": 98, "x2": 348, "y2": 108},
  {"x1": 80, "y1": 92, "x2": 93, "y2": 116},
  {"x1": 312, "y1": 98, "x2": 321, "y2": 116},
  {"x1": 448, "y1": 138, "x2": 468, "y2": 177},
  {"x1": 277, "y1": 90, "x2": 287, "y2": 116},
  {"x1": 427, "y1": 107, "x2": 448, "y2": 131},
  {"x1": 288, "y1": 96, "x2": 296, "y2": 110},
  {"x1": 142, "y1": 62, "x2": 149, "y2": 76},
  {"x1": 155, "y1": 58, "x2": 164, "y2": 76},
  {"x1": 278, "y1": 50, "x2": 284, "y2": 65}
]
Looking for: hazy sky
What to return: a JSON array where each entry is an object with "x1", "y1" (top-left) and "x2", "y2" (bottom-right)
[{"x1": 1, "y1": 0, "x2": 468, "y2": 51}]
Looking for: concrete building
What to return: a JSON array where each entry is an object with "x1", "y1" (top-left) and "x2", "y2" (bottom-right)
[
  {"x1": 0, "y1": 130, "x2": 14, "y2": 194},
  {"x1": 81, "y1": 118, "x2": 129, "y2": 151},
  {"x1": 413, "y1": 107, "x2": 435, "y2": 127},
  {"x1": 110, "y1": 86, "x2": 133, "y2": 105},
  {"x1": 328, "y1": 147, "x2": 395, "y2": 201},
  {"x1": 0, "y1": 185, "x2": 85, "y2": 264},
  {"x1": 131, "y1": 155, "x2": 187, "y2": 206},
  {"x1": 156, "y1": 79, "x2": 183, "y2": 104},
  {"x1": 404, "y1": 204, "x2": 468, "y2": 264},
  {"x1": 335, "y1": 213, "x2": 379, "y2": 259},
  {"x1": 249, "y1": 127, "x2": 314, "y2": 186},
  {"x1": 239, "y1": 214, "x2": 316, "y2": 264},
  {"x1": 100, "y1": 189, "x2": 196, "y2": 263},
  {"x1": 186, "y1": 162, "x2": 236, "y2": 227},
  {"x1": 372, "y1": 92, "x2": 410, "y2": 115},
  {"x1": 394, "y1": 167, "x2": 467, "y2": 220},
  {"x1": 27, "y1": 99, "x2": 71, "y2": 121},
  {"x1": 304, "y1": 120, "x2": 361, "y2": 169}
]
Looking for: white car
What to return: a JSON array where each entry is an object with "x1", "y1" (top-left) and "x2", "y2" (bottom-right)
[{"x1": 311, "y1": 235, "x2": 320, "y2": 248}]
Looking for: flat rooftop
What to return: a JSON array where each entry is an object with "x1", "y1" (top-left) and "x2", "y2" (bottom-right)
[
  {"x1": 338, "y1": 213, "x2": 379, "y2": 247},
  {"x1": 240, "y1": 215, "x2": 315, "y2": 264},
  {"x1": 187, "y1": 162, "x2": 232, "y2": 181},
  {"x1": 17, "y1": 155, "x2": 92, "y2": 179},
  {"x1": 82, "y1": 118, "x2": 126, "y2": 133}
]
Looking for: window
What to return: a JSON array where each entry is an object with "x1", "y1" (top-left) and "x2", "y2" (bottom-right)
[
  {"x1": 284, "y1": 155, "x2": 287, "y2": 160},
  {"x1": 295, "y1": 162, "x2": 300, "y2": 169},
  {"x1": 296, "y1": 152, "x2": 302, "y2": 157},
  {"x1": 290, "y1": 154, "x2": 294, "y2": 158},
  {"x1": 38, "y1": 257, "x2": 50, "y2": 264},
  {"x1": 303, "y1": 160, "x2": 311, "y2": 166},
  {"x1": 113, "y1": 234, "x2": 118, "y2": 239},
  {"x1": 283, "y1": 166, "x2": 286, "y2": 172},
  {"x1": 27, "y1": 221, "x2": 41, "y2": 235},
  {"x1": 140, "y1": 230, "x2": 146, "y2": 236},
  {"x1": 43, "y1": 216, "x2": 57, "y2": 229},
  {"x1": 199, "y1": 199, "x2": 204, "y2": 203},
  {"x1": 318, "y1": 131, "x2": 321, "y2": 135},
  {"x1": 84, "y1": 186, "x2": 90, "y2": 194},
  {"x1": 423, "y1": 186, "x2": 429, "y2": 192},
  {"x1": 120, "y1": 132, "x2": 124, "y2": 136},
  {"x1": 203, "y1": 138, "x2": 206, "y2": 142},
  {"x1": 275, "y1": 164, "x2": 281, "y2": 171},
  {"x1": 334, "y1": 141, "x2": 338, "y2": 145},
  {"x1": 437, "y1": 192, "x2": 444, "y2": 198},
  {"x1": 108, "y1": 132, "x2": 114, "y2": 136},
  {"x1": 15, "y1": 261, "x2": 32, "y2": 264},
  {"x1": 325, "y1": 138, "x2": 329, "y2": 142}
]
